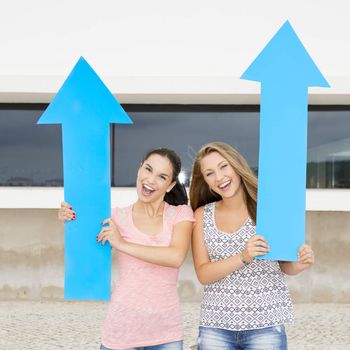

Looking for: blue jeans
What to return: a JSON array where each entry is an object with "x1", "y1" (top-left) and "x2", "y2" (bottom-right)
[
  {"x1": 197, "y1": 325, "x2": 287, "y2": 350},
  {"x1": 100, "y1": 340, "x2": 183, "y2": 350}
]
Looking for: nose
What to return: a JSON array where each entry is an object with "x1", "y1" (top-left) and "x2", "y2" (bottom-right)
[
  {"x1": 147, "y1": 173, "x2": 157, "y2": 184},
  {"x1": 215, "y1": 170, "x2": 225, "y2": 183}
]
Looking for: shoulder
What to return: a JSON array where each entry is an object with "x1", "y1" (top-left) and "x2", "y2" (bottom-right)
[
  {"x1": 194, "y1": 201, "x2": 215, "y2": 220},
  {"x1": 177, "y1": 204, "x2": 194, "y2": 216},
  {"x1": 194, "y1": 206, "x2": 205, "y2": 220},
  {"x1": 169, "y1": 204, "x2": 195, "y2": 225}
]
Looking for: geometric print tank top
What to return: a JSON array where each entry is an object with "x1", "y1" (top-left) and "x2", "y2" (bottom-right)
[{"x1": 200, "y1": 202, "x2": 294, "y2": 331}]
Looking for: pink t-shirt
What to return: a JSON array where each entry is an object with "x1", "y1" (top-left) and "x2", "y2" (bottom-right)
[{"x1": 101, "y1": 203, "x2": 194, "y2": 349}]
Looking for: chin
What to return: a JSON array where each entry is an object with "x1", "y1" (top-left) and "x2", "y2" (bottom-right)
[{"x1": 221, "y1": 188, "x2": 239, "y2": 199}]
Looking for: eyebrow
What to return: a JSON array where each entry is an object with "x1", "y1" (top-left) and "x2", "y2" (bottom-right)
[{"x1": 145, "y1": 162, "x2": 170, "y2": 178}]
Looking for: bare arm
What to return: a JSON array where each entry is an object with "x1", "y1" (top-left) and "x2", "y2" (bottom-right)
[
  {"x1": 191, "y1": 207, "x2": 269, "y2": 285},
  {"x1": 279, "y1": 244, "x2": 315, "y2": 275},
  {"x1": 98, "y1": 217, "x2": 192, "y2": 268}
]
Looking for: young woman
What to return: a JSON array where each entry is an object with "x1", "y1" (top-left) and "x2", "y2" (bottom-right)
[
  {"x1": 189, "y1": 142, "x2": 314, "y2": 350},
  {"x1": 59, "y1": 148, "x2": 194, "y2": 350}
]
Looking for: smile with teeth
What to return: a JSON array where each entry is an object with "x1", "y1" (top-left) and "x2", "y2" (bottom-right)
[
  {"x1": 142, "y1": 184, "x2": 156, "y2": 196},
  {"x1": 218, "y1": 180, "x2": 231, "y2": 190}
]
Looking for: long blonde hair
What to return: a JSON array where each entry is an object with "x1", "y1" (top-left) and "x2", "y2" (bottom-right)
[{"x1": 189, "y1": 142, "x2": 258, "y2": 224}]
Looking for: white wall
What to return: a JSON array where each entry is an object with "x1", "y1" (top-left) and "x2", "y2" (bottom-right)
[
  {"x1": 1, "y1": 1, "x2": 349, "y2": 211},
  {"x1": 0, "y1": 0, "x2": 349, "y2": 103}
]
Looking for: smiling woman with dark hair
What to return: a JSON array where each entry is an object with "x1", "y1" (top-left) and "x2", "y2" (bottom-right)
[{"x1": 59, "y1": 148, "x2": 194, "y2": 350}]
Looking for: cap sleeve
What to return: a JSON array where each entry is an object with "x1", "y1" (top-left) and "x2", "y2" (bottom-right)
[
  {"x1": 111, "y1": 206, "x2": 128, "y2": 226},
  {"x1": 173, "y1": 204, "x2": 195, "y2": 225}
]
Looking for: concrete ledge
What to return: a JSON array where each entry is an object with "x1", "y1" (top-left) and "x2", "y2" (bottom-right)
[{"x1": 1, "y1": 187, "x2": 350, "y2": 211}]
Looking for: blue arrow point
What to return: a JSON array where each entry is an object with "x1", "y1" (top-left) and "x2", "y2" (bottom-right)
[
  {"x1": 37, "y1": 56, "x2": 132, "y2": 126},
  {"x1": 241, "y1": 20, "x2": 330, "y2": 88}
]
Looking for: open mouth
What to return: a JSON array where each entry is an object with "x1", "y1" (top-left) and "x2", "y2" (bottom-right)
[
  {"x1": 142, "y1": 184, "x2": 155, "y2": 196},
  {"x1": 218, "y1": 180, "x2": 231, "y2": 191}
]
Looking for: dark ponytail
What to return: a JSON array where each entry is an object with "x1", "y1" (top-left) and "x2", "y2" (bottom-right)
[
  {"x1": 164, "y1": 180, "x2": 188, "y2": 206},
  {"x1": 142, "y1": 148, "x2": 188, "y2": 206}
]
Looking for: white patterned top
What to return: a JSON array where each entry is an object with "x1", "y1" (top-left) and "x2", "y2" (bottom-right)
[{"x1": 200, "y1": 202, "x2": 294, "y2": 331}]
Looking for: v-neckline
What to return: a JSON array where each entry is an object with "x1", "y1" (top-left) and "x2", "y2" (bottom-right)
[
  {"x1": 212, "y1": 202, "x2": 250, "y2": 235},
  {"x1": 129, "y1": 202, "x2": 168, "y2": 238}
]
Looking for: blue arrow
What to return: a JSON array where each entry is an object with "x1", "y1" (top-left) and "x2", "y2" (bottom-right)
[
  {"x1": 38, "y1": 57, "x2": 133, "y2": 300},
  {"x1": 241, "y1": 21, "x2": 329, "y2": 261}
]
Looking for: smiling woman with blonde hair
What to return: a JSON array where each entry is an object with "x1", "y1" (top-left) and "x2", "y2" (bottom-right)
[
  {"x1": 189, "y1": 141, "x2": 314, "y2": 350},
  {"x1": 190, "y1": 141, "x2": 257, "y2": 222}
]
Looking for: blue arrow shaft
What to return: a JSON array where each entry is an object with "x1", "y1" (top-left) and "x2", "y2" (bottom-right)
[
  {"x1": 256, "y1": 84, "x2": 308, "y2": 261},
  {"x1": 62, "y1": 123, "x2": 111, "y2": 300}
]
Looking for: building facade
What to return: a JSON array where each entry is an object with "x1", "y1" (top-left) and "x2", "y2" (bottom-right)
[{"x1": 0, "y1": 1, "x2": 349, "y2": 302}]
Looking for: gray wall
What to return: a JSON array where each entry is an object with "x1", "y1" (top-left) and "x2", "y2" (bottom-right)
[{"x1": 1, "y1": 210, "x2": 349, "y2": 302}]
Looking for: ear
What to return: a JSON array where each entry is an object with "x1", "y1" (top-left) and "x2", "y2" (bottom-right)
[{"x1": 166, "y1": 181, "x2": 176, "y2": 193}]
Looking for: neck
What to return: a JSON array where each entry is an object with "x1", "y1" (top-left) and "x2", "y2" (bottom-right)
[{"x1": 134, "y1": 198, "x2": 165, "y2": 217}]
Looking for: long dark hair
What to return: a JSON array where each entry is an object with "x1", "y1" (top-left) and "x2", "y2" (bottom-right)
[{"x1": 141, "y1": 148, "x2": 188, "y2": 206}]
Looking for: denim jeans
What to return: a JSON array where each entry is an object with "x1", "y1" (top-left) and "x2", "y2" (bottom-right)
[
  {"x1": 100, "y1": 340, "x2": 183, "y2": 350},
  {"x1": 197, "y1": 325, "x2": 287, "y2": 350}
]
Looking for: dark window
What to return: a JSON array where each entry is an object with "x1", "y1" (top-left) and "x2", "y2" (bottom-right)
[
  {"x1": 0, "y1": 104, "x2": 63, "y2": 186},
  {"x1": 112, "y1": 105, "x2": 259, "y2": 187},
  {"x1": 307, "y1": 108, "x2": 350, "y2": 188},
  {"x1": 0, "y1": 104, "x2": 349, "y2": 189}
]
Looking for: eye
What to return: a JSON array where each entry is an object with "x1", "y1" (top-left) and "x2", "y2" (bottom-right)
[
  {"x1": 160, "y1": 175, "x2": 167, "y2": 181},
  {"x1": 221, "y1": 164, "x2": 228, "y2": 170},
  {"x1": 145, "y1": 166, "x2": 151, "y2": 172},
  {"x1": 205, "y1": 172, "x2": 213, "y2": 177}
]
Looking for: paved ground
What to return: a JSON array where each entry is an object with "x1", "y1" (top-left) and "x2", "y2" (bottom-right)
[{"x1": 1, "y1": 302, "x2": 349, "y2": 349}]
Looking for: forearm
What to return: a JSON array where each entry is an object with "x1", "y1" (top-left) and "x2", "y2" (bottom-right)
[
  {"x1": 196, "y1": 254, "x2": 245, "y2": 285},
  {"x1": 118, "y1": 241, "x2": 186, "y2": 268}
]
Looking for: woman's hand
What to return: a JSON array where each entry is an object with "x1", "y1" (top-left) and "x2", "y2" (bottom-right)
[
  {"x1": 58, "y1": 201, "x2": 76, "y2": 222},
  {"x1": 295, "y1": 244, "x2": 315, "y2": 271},
  {"x1": 97, "y1": 218, "x2": 125, "y2": 250},
  {"x1": 242, "y1": 235, "x2": 270, "y2": 263},
  {"x1": 279, "y1": 244, "x2": 315, "y2": 275}
]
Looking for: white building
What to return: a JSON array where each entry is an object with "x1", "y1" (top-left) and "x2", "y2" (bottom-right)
[{"x1": 0, "y1": 0, "x2": 349, "y2": 302}]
